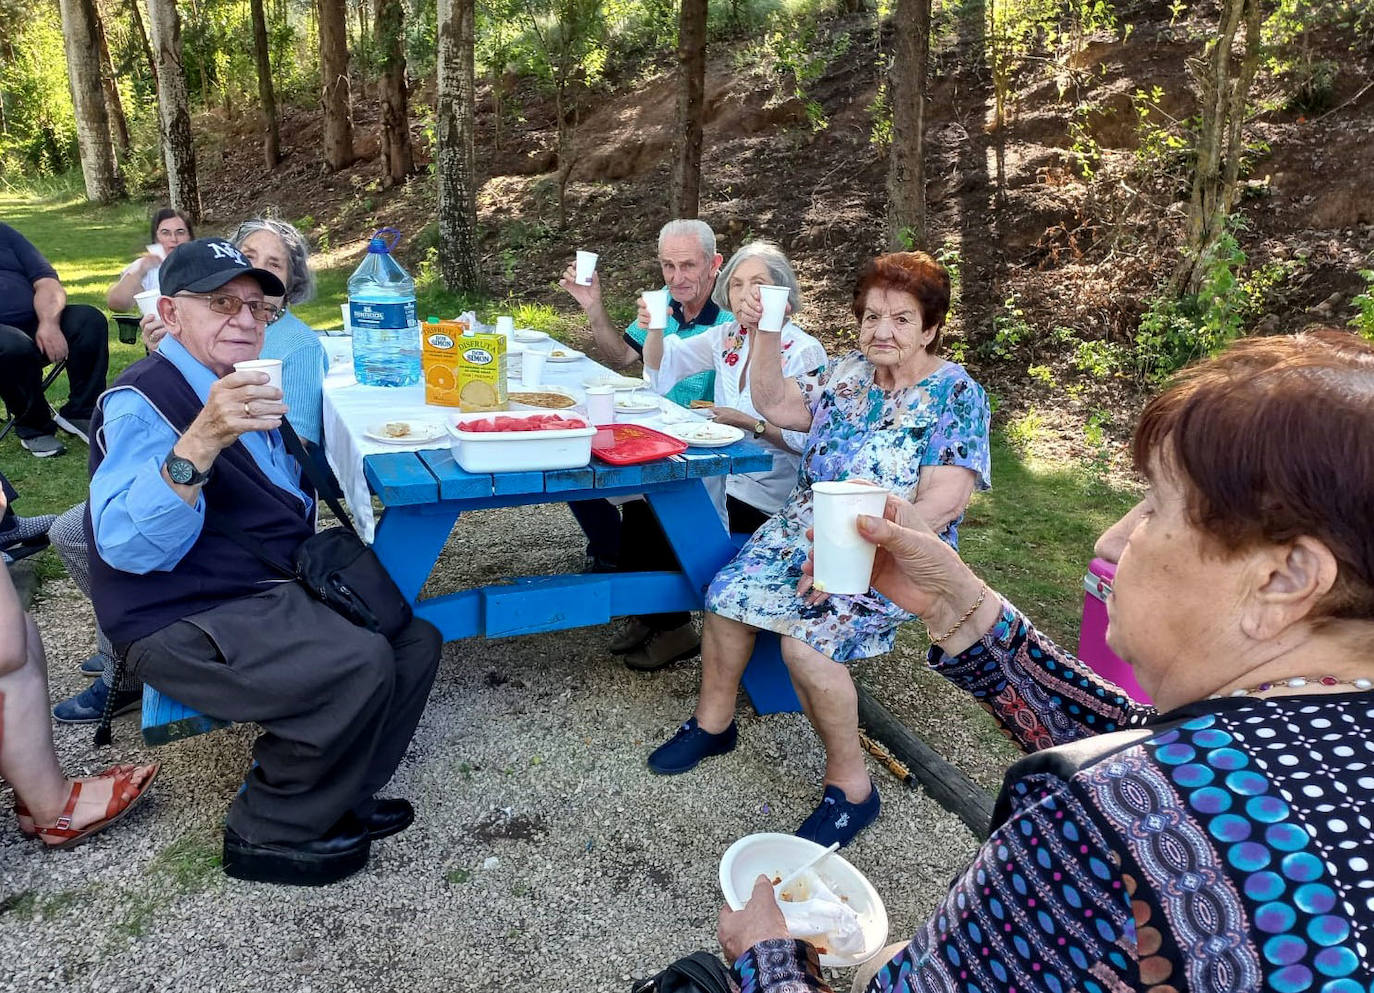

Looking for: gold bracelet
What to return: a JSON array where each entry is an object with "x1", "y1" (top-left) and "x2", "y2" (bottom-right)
[{"x1": 927, "y1": 584, "x2": 989, "y2": 644}]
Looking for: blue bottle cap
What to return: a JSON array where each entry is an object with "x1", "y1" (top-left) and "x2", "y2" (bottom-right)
[{"x1": 367, "y1": 236, "x2": 389, "y2": 254}]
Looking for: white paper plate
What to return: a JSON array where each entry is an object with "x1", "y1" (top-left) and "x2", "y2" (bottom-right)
[
  {"x1": 613, "y1": 394, "x2": 661, "y2": 414},
  {"x1": 512, "y1": 328, "x2": 549, "y2": 343},
  {"x1": 719, "y1": 832, "x2": 887, "y2": 968},
  {"x1": 364, "y1": 420, "x2": 445, "y2": 445},
  {"x1": 661, "y1": 422, "x2": 746, "y2": 447},
  {"x1": 544, "y1": 347, "x2": 585, "y2": 363},
  {"x1": 582, "y1": 374, "x2": 646, "y2": 391}
]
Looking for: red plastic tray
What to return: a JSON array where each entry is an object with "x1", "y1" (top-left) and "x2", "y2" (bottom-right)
[{"x1": 590, "y1": 423, "x2": 689, "y2": 465}]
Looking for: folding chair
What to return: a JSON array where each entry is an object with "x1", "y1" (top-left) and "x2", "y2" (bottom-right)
[{"x1": 0, "y1": 359, "x2": 67, "y2": 444}]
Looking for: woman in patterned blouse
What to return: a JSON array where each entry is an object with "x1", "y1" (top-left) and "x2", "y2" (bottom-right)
[{"x1": 718, "y1": 329, "x2": 1374, "y2": 993}]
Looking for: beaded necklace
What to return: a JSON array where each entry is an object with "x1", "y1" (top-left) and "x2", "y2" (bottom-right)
[{"x1": 1212, "y1": 675, "x2": 1374, "y2": 699}]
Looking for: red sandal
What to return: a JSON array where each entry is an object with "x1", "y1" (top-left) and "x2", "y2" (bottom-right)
[{"x1": 26, "y1": 763, "x2": 160, "y2": 849}]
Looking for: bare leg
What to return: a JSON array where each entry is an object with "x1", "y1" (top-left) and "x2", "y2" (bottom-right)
[
  {"x1": 779, "y1": 636, "x2": 870, "y2": 802},
  {"x1": 0, "y1": 615, "x2": 155, "y2": 831},
  {"x1": 0, "y1": 615, "x2": 71, "y2": 822},
  {"x1": 694, "y1": 612, "x2": 758, "y2": 733}
]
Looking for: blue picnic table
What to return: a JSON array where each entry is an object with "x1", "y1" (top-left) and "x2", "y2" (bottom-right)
[{"x1": 142, "y1": 438, "x2": 804, "y2": 745}]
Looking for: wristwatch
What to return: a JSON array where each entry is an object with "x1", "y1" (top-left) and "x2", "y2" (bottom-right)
[
  {"x1": 752, "y1": 419, "x2": 767, "y2": 439},
  {"x1": 164, "y1": 450, "x2": 212, "y2": 486}
]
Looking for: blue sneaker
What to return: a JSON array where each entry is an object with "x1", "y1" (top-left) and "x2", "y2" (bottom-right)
[
  {"x1": 647, "y1": 716, "x2": 738, "y2": 775},
  {"x1": 80, "y1": 653, "x2": 110, "y2": 678},
  {"x1": 796, "y1": 781, "x2": 881, "y2": 848},
  {"x1": 52, "y1": 680, "x2": 142, "y2": 724}
]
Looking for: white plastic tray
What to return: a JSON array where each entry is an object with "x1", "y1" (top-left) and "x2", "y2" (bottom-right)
[{"x1": 447, "y1": 413, "x2": 596, "y2": 473}]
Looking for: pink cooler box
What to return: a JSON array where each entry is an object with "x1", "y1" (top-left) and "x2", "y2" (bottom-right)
[{"x1": 1078, "y1": 558, "x2": 1151, "y2": 703}]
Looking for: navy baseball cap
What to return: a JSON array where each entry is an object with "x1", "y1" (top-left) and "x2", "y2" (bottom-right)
[{"x1": 159, "y1": 237, "x2": 286, "y2": 298}]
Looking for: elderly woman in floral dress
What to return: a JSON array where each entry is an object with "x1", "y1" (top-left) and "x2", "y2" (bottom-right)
[{"x1": 647, "y1": 251, "x2": 991, "y2": 848}]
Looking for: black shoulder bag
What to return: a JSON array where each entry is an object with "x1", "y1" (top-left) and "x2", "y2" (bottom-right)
[
  {"x1": 630, "y1": 952, "x2": 735, "y2": 993},
  {"x1": 209, "y1": 418, "x2": 413, "y2": 641}
]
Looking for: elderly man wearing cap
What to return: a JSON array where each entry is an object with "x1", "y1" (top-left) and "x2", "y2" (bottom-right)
[{"x1": 85, "y1": 238, "x2": 442, "y2": 886}]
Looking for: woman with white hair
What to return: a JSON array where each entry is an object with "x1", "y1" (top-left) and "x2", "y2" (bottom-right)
[
  {"x1": 230, "y1": 217, "x2": 328, "y2": 447},
  {"x1": 642, "y1": 240, "x2": 827, "y2": 534}
]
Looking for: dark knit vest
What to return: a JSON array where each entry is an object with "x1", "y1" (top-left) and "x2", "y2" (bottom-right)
[{"x1": 86, "y1": 353, "x2": 315, "y2": 647}]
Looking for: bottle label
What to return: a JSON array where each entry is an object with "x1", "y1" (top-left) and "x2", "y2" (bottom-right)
[{"x1": 350, "y1": 299, "x2": 417, "y2": 332}]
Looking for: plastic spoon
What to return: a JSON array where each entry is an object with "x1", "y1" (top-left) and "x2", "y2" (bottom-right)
[{"x1": 773, "y1": 842, "x2": 840, "y2": 897}]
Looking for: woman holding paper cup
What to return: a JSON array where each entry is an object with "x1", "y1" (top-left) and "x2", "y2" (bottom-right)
[
  {"x1": 106, "y1": 207, "x2": 194, "y2": 312},
  {"x1": 647, "y1": 251, "x2": 990, "y2": 849},
  {"x1": 719, "y1": 330, "x2": 1374, "y2": 993},
  {"x1": 643, "y1": 241, "x2": 827, "y2": 533}
]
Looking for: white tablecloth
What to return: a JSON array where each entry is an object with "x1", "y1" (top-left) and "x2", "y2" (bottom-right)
[{"x1": 321, "y1": 336, "x2": 708, "y2": 541}]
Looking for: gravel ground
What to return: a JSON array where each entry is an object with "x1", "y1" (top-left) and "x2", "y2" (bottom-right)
[{"x1": 0, "y1": 504, "x2": 1007, "y2": 993}]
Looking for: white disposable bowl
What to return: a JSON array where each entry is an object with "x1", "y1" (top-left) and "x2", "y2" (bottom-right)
[
  {"x1": 447, "y1": 414, "x2": 595, "y2": 474},
  {"x1": 719, "y1": 832, "x2": 888, "y2": 968}
]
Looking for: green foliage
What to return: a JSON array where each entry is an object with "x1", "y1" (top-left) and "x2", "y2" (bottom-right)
[
  {"x1": 983, "y1": 293, "x2": 1035, "y2": 361},
  {"x1": 1026, "y1": 363, "x2": 1056, "y2": 387},
  {"x1": 1004, "y1": 407, "x2": 1047, "y2": 454},
  {"x1": 1261, "y1": 0, "x2": 1365, "y2": 113},
  {"x1": 1135, "y1": 224, "x2": 1300, "y2": 382},
  {"x1": 1130, "y1": 85, "x2": 1192, "y2": 186},
  {"x1": 1352, "y1": 270, "x2": 1374, "y2": 341},
  {"x1": 0, "y1": 5, "x2": 78, "y2": 179},
  {"x1": 867, "y1": 81, "x2": 893, "y2": 151},
  {"x1": 736, "y1": 20, "x2": 850, "y2": 131}
]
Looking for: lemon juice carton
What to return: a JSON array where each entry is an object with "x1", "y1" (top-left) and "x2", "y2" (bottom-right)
[{"x1": 456, "y1": 328, "x2": 508, "y2": 412}]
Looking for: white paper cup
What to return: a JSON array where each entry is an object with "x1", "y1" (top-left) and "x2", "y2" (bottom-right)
[
  {"x1": 521, "y1": 350, "x2": 547, "y2": 388},
  {"x1": 585, "y1": 385, "x2": 614, "y2": 425},
  {"x1": 496, "y1": 315, "x2": 515, "y2": 336},
  {"x1": 147, "y1": 243, "x2": 167, "y2": 260},
  {"x1": 575, "y1": 250, "x2": 598, "y2": 286},
  {"x1": 134, "y1": 289, "x2": 161, "y2": 319},
  {"x1": 758, "y1": 285, "x2": 790, "y2": 332},
  {"x1": 340, "y1": 303, "x2": 351, "y2": 333},
  {"x1": 233, "y1": 358, "x2": 283, "y2": 393},
  {"x1": 644, "y1": 288, "x2": 670, "y2": 330},
  {"x1": 811, "y1": 481, "x2": 890, "y2": 595}
]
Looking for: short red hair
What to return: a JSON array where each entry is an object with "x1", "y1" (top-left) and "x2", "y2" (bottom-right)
[
  {"x1": 1133, "y1": 330, "x2": 1374, "y2": 620},
  {"x1": 851, "y1": 252, "x2": 951, "y2": 353}
]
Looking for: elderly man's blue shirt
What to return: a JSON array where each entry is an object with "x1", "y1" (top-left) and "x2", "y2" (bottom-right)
[{"x1": 89, "y1": 335, "x2": 311, "y2": 574}]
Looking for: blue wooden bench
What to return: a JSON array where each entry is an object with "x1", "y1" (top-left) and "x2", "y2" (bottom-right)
[{"x1": 140, "y1": 442, "x2": 803, "y2": 745}]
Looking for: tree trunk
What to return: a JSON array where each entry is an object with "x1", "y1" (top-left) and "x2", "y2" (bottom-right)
[
  {"x1": 94, "y1": 0, "x2": 131, "y2": 153},
  {"x1": 59, "y1": 0, "x2": 124, "y2": 202},
  {"x1": 147, "y1": 0, "x2": 201, "y2": 221},
  {"x1": 318, "y1": 0, "x2": 355, "y2": 170},
  {"x1": 1173, "y1": 0, "x2": 1262, "y2": 294},
  {"x1": 249, "y1": 0, "x2": 281, "y2": 167},
  {"x1": 436, "y1": 0, "x2": 481, "y2": 292},
  {"x1": 374, "y1": 0, "x2": 413, "y2": 185},
  {"x1": 886, "y1": 0, "x2": 929, "y2": 249},
  {"x1": 671, "y1": 0, "x2": 707, "y2": 219},
  {"x1": 127, "y1": 0, "x2": 159, "y2": 95}
]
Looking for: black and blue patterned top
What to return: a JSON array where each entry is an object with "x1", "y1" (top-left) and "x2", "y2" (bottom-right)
[{"x1": 732, "y1": 599, "x2": 1374, "y2": 993}]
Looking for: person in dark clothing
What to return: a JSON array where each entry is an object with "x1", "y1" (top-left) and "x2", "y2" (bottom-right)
[
  {"x1": 0, "y1": 222, "x2": 110, "y2": 458},
  {"x1": 87, "y1": 238, "x2": 440, "y2": 886}
]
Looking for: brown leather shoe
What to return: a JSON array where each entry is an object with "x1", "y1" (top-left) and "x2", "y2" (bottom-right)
[
  {"x1": 624, "y1": 622, "x2": 701, "y2": 672},
  {"x1": 608, "y1": 618, "x2": 653, "y2": 654}
]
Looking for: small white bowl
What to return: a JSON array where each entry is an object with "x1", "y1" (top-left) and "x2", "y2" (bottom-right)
[{"x1": 719, "y1": 832, "x2": 888, "y2": 968}]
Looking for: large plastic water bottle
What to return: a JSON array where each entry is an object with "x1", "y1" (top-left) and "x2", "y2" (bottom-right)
[{"x1": 348, "y1": 228, "x2": 421, "y2": 386}]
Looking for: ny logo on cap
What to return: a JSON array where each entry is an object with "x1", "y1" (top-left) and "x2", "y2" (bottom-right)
[{"x1": 208, "y1": 241, "x2": 248, "y2": 266}]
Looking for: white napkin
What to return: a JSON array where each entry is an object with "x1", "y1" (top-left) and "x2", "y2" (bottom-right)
[{"x1": 776, "y1": 870, "x2": 865, "y2": 956}]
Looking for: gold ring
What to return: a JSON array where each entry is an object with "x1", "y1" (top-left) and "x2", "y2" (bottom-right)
[{"x1": 244, "y1": 401, "x2": 252, "y2": 417}]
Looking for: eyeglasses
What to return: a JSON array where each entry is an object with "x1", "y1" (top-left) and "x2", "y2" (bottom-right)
[{"x1": 176, "y1": 292, "x2": 282, "y2": 324}]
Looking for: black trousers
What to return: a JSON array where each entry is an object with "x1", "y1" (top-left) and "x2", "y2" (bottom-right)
[
  {"x1": 127, "y1": 583, "x2": 442, "y2": 844},
  {"x1": 0, "y1": 304, "x2": 109, "y2": 439}
]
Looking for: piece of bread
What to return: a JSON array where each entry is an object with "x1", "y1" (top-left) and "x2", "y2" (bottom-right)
[{"x1": 690, "y1": 399, "x2": 715, "y2": 409}]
